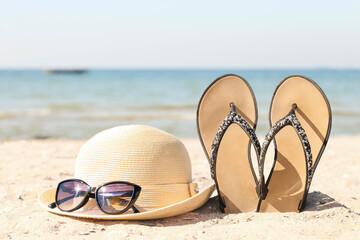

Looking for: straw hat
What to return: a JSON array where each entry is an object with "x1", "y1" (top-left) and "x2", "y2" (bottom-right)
[{"x1": 38, "y1": 125, "x2": 215, "y2": 220}]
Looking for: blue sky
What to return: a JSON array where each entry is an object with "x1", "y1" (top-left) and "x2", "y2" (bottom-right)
[{"x1": 0, "y1": 0, "x2": 359, "y2": 69}]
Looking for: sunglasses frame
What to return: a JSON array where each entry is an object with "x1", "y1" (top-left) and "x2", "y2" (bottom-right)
[{"x1": 53, "y1": 178, "x2": 141, "y2": 215}]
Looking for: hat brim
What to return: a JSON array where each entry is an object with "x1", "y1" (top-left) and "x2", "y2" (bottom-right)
[{"x1": 38, "y1": 184, "x2": 215, "y2": 220}]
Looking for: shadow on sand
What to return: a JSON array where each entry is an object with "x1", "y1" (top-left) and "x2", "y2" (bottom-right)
[
  {"x1": 302, "y1": 191, "x2": 352, "y2": 212},
  {"x1": 70, "y1": 190, "x2": 356, "y2": 227}
]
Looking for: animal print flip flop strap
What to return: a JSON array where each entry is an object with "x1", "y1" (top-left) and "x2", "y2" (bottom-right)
[
  {"x1": 210, "y1": 102, "x2": 261, "y2": 181},
  {"x1": 259, "y1": 104, "x2": 314, "y2": 195}
]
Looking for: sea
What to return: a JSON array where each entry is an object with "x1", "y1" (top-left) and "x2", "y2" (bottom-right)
[{"x1": 0, "y1": 69, "x2": 359, "y2": 139}]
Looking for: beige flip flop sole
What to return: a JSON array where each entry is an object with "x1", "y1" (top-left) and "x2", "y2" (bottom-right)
[
  {"x1": 197, "y1": 74, "x2": 259, "y2": 213},
  {"x1": 259, "y1": 75, "x2": 331, "y2": 212}
]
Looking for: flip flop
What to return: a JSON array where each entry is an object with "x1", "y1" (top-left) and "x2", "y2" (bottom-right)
[
  {"x1": 197, "y1": 74, "x2": 263, "y2": 213},
  {"x1": 258, "y1": 75, "x2": 332, "y2": 212}
]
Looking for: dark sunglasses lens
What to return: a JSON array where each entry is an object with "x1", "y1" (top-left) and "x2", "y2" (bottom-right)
[
  {"x1": 97, "y1": 183, "x2": 135, "y2": 214},
  {"x1": 56, "y1": 180, "x2": 88, "y2": 211}
]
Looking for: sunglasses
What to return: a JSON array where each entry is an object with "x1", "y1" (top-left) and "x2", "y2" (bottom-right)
[{"x1": 48, "y1": 178, "x2": 141, "y2": 214}]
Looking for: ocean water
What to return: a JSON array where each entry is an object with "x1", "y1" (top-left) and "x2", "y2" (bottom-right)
[{"x1": 0, "y1": 69, "x2": 359, "y2": 139}]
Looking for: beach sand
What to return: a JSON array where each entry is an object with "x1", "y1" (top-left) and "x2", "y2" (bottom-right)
[{"x1": 1, "y1": 135, "x2": 359, "y2": 239}]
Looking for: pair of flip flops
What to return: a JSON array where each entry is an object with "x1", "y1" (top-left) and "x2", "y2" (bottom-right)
[{"x1": 197, "y1": 75, "x2": 331, "y2": 213}]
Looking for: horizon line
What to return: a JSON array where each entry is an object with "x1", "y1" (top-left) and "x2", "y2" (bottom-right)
[{"x1": 0, "y1": 67, "x2": 360, "y2": 71}]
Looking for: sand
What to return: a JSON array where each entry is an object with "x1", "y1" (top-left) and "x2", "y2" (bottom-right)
[{"x1": 1, "y1": 135, "x2": 359, "y2": 239}]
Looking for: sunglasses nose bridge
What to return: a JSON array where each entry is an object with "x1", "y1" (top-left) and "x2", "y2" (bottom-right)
[{"x1": 88, "y1": 187, "x2": 96, "y2": 198}]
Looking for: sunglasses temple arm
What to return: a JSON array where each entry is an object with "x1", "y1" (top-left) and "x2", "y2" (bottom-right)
[
  {"x1": 49, "y1": 201, "x2": 140, "y2": 213},
  {"x1": 48, "y1": 190, "x2": 89, "y2": 209},
  {"x1": 47, "y1": 195, "x2": 75, "y2": 208},
  {"x1": 132, "y1": 205, "x2": 140, "y2": 213}
]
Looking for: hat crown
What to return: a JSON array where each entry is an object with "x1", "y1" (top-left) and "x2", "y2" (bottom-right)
[{"x1": 75, "y1": 125, "x2": 192, "y2": 186}]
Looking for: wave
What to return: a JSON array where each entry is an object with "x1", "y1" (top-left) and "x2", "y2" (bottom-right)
[
  {"x1": 0, "y1": 112, "x2": 16, "y2": 120},
  {"x1": 46, "y1": 103, "x2": 196, "y2": 112},
  {"x1": 332, "y1": 110, "x2": 360, "y2": 117},
  {"x1": 49, "y1": 103, "x2": 92, "y2": 111},
  {"x1": 131, "y1": 104, "x2": 197, "y2": 111},
  {"x1": 0, "y1": 108, "x2": 51, "y2": 118},
  {"x1": 78, "y1": 112, "x2": 195, "y2": 121}
]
